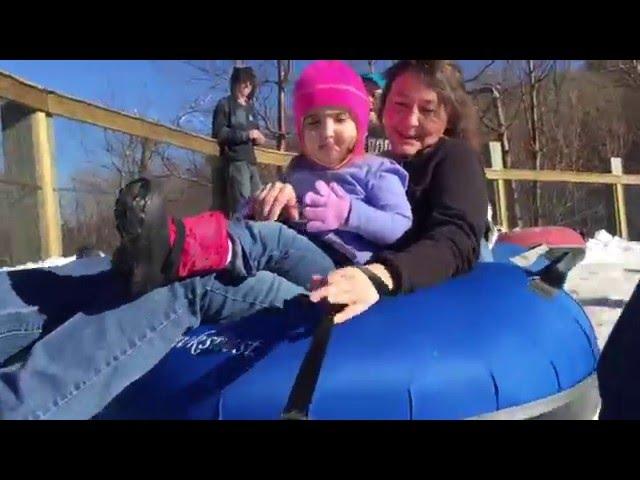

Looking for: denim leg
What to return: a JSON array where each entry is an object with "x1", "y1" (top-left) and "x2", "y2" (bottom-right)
[
  {"x1": 0, "y1": 278, "x2": 203, "y2": 420},
  {"x1": 0, "y1": 221, "x2": 334, "y2": 419},
  {"x1": 0, "y1": 258, "x2": 116, "y2": 365},
  {"x1": 0, "y1": 271, "x2": 46, "y2": 364},
  {"x1": 0, "y1": 311, "x2": 44, "y2": 366},
  {"x1": 229, "y1": 220, "x2": 336, "y2": 289},
  {"x1": 198, "y1": 270, "x2": 307, "y2": 324},
  {"x1": 0, "y1": 265, "x2": 314, "y2": 419}
]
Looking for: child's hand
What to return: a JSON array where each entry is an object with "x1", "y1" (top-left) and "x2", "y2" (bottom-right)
[{"x1": 303, "y1": 180, "x2": 351, "y2": 233}]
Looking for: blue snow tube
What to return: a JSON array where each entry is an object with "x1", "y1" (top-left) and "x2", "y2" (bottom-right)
[{"x1": 94, "y1": 257, "x2": 600, "y2": 420}]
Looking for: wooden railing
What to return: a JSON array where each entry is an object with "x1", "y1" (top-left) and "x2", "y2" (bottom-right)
[
  {"x1": 0, "y1": 69, "x2": 636, "y2": 264},
  {"x1": 0, "y1": 71, "x2": 291, "y2": 166},
  {"x1": 485, "y1": 143, "x2": 634, "y2": 237}
]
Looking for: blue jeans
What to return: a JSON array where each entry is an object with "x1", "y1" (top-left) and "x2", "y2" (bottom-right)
[{"x1": 0, "y1": 220, "x2": 335, "y2": 419}]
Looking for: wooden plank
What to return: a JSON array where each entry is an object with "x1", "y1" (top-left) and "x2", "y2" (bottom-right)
[
  {"x1": 485, "y1": 168, "x2": 640, "y2": 185},
  {"x1": 1, "y1": 102, "x2": 44, "y2": 264},
  {"x1": 32, "y1": 111, "x2": 63, "y2": 257},
  {"x1": 0, "y1": 70, "x2": 294, "y2": 166},
  {"x1": 0, "y1": 72, "x2": 48, "y2": 111},
  {"x1": 611, "y1": 157, "x2": 629, "y2": 239},
  {"x1": 254, "y1": 147, "x2": 292, "y2": 167},
  {"x1": 1, "y1": 101, "x2": 62, "y2": 264},
  {"x1": 47, "y1": 94, "x2": 220, "y2": 156},
  {"x1": 0, "y1": 177, "x2": 42, "y2": 189},
  {"x1": 7, "y1": 69, "x2": 640, "y2": 191},
  {"x1": 488, "y1": 142, "x2": 509, "y2": 230}
]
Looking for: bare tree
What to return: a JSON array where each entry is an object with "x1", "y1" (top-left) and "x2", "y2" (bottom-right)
[
  {"x1": 597, "y1": 60, "x2": 640, "y2": 88},
  {"x1": 176, "y1": 61, "x2": 235, "y2": 134},
  {"x1": 467, "y1": 60, "x2": 611, "y2": 231},
  {"x1": 473, "y1": 83, "x2": 527, "y2": 227},
  {"x1": 101, "y1": 129, "x2": 171, "y2": 188},
  {"x1": 520, "y1": 60, "x2": 555, "y2": 225},
  {"x1": 251, "y1": 60, "x2": 294, "y2": 148},
  {"x1": 464, "y1": 60, "x2": 497, "y2": 84},
  {"x1": 276, "y1": 60, "x2": 293, "y2": 150},
  {"x1": 468, "y1": 60, "x2": 527, "y2": 227}
]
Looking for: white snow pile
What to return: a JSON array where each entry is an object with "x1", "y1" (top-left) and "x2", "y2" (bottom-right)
[
  {"x1": 0, "y1": 252, "x2": 105, "y2": 272},
  {"x1": 582, "y1": 229, "x2": 640, "y2": 266},
  {"x1": 566, "y1": 229, "x2": 640, "y2": 349}
]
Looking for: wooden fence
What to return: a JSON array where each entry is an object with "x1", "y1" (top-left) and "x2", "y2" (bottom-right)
[{"x1": 1, "y1": 69, "x2": 637, "y2": 264}]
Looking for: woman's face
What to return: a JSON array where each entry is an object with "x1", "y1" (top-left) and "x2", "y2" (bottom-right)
[{"x1": 382, "y1": 71, "x2": 449, "y2": 157}]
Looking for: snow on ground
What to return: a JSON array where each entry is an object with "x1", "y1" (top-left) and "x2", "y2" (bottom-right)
[
  {"x1": 565, "y1": 230, "x2": 640, "y2": 350},
  {"x1": 0, "y1": 255, "x2": 78, "y2": 271},
  {"x1": 0, "y1": 251, "x2": 106, "y2": 272}
]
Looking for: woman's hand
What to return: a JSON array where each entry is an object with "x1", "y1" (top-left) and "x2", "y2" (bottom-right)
[
  {"x1": 253, "y1": 182, "x2": 300, "y2": 222},
  {"x1": 309, "y1": 264, "x2": 394, "y2": 324}
]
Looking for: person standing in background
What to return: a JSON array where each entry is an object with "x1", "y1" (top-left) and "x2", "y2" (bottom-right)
[{"x1": 212, "y1": 66, "x2": 265, "y2": 215}]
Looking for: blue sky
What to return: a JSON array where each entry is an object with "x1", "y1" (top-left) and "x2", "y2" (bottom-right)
[{"x1": 0, "y1": 60, "x2": 497, "y2": 186}]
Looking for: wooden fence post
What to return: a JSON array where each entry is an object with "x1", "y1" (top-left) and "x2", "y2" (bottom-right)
[
  {"x1": 1, "y1": 101, "x2": 62, "y2": 265},
  {"x1": 489, "y1": 141, "x2": 510, "y2": 231},
  {"x1": 209, "y1": 154, "x2": 228, "y2": 213},
  {"x1": 611, "y1": 157, "x2": 629, "y2": 239}
]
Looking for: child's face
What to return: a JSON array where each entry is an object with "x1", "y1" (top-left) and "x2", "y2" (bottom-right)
[{"x1": 302, "y1": 108, "x2": 358, "y2": 168}]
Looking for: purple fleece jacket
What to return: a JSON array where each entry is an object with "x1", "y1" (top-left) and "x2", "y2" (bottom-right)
[{"x1": 285, "y1": 154, "x2": 412, "y2": 264}]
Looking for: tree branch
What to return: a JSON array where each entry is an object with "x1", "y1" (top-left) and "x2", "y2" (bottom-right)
[{"x1": 159, "y1": 155, "x2": 212, "y2": 187}]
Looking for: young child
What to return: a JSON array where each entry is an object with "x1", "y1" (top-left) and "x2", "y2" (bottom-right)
[
  {"x1": 284, "y1": 60, "x2": 412, "y2": 265},
  {"x1": 112, "y1": 60, "x2": 412, "y2": 298}
]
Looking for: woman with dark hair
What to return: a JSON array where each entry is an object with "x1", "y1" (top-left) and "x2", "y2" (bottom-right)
[
  {"x1": 212, "y1": 66, "x2": 265, "y2": 215},
  {"x1": 255, "y1": 60, "x2": 489, "y2": 323}
]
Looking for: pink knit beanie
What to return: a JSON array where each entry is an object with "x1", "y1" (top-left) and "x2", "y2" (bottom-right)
[{"x1": 294, "y1": 60, "x2": 370, "y2": 158}]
